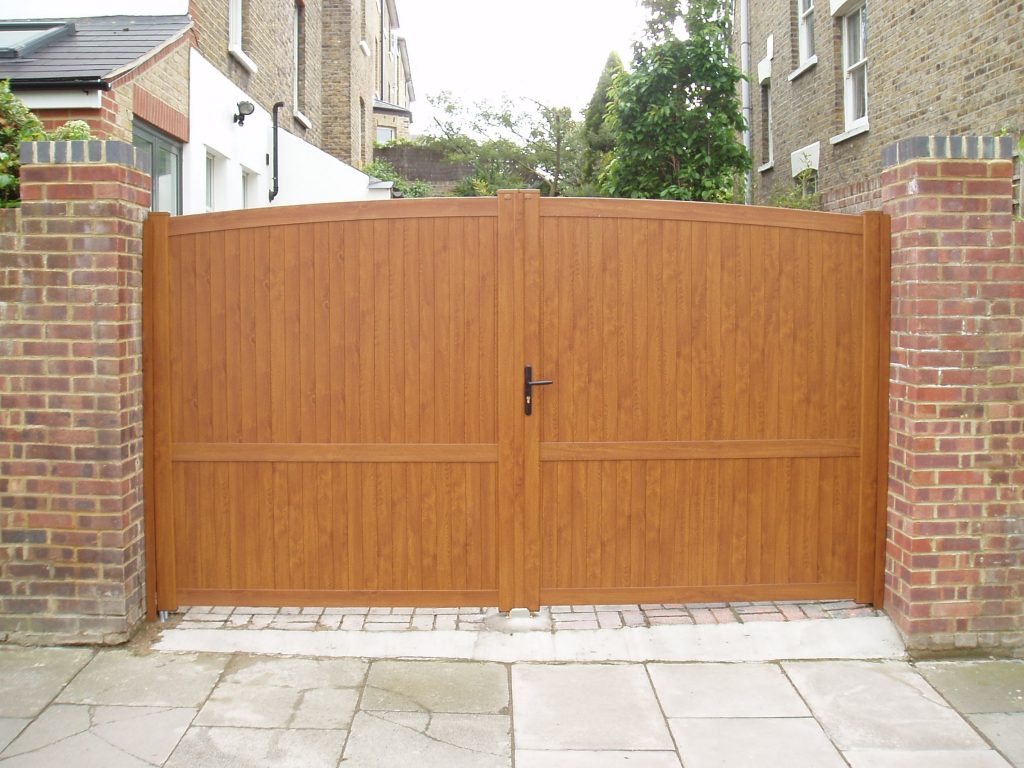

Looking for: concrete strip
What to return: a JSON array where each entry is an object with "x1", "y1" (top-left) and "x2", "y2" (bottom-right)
[{"x1": 153, "y1": 616, "x2": 905, "y2": 662}]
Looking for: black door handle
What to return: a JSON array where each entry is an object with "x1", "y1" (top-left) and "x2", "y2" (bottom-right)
[{"x1": 524, "y1": 365, "x2": 553, "y2": 415}]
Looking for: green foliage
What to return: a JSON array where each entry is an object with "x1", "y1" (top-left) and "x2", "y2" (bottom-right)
[
  {"x1": 48, "y1": 120, "x2": 92, "y2": 141},
  {"x1": 363, "y1": 159, "x2": 431, "y2": 198},
  {"x1": 422, "y1": 92, "x2": 584, "y2": 197},
  {"x1": 580, "y1": 52, "x2": 624, "y2": 190},
  {"x1": 603, "y1": 0, "x2": 751, "y2": 201},
  {"x1": 0, "y1": 79, "x2": 45, "y2": 206},
  {"x1": 767, "y1": 172, "x2": 822, "y2": 210},
  {"x1": 1, "y1": 82, "x2": 94, "y2": 206}
]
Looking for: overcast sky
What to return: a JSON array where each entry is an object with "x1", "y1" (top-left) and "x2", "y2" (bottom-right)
[
  {"x1": 399, "y1": 0, "x2": 649, "y2": 135},
  {"x1": 0, "y1": 0, "x2": 650, "y2": 136}
]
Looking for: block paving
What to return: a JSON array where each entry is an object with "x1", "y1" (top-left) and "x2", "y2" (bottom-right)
[{"x1": 168, "y1": 599, "x2": 882, "y2": 632}]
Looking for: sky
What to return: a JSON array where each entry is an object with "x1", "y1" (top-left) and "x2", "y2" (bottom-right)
[
  {"x1": 0, "y1": 0, "x2": 651, "y2": 136},
  {"x1": 398, "y1": 0, "x2": 650, "y2": 135}
]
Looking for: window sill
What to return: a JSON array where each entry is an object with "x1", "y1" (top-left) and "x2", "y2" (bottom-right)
[
  {"x1": 229, "y1": 45, "x2": 258, "y2": 75},
  {"x1": 788, "y1": 55, "x2": 817, "y2": 82},
  {"x1": 758, "y1": 161, "x2": 775, "y2": 173},
  {"x1": 294, "y1": 110, "x2": 312, "y2": 130},
  {"x1": 830, "y1": 121, "x2": 870, "y2": 145},
  {"x1": 359, "y1": 40, "x2": 371, "y2": 57}
]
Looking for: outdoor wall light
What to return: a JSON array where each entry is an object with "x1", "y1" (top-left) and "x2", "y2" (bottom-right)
[{"x1": 233, "y1": 100, "x2": 255, "y2": 126}]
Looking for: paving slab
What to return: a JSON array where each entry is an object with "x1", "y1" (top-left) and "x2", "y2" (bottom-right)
[
  {"x1": 164, "y1": 726, "x2": 346, "y2": 768},
  {"x1": 195, "y1": 683, "x2": 358, "y2": 729},
  {"x1": 222, "y1": 655, "x2": 366, "y2": 688},
  {"x1": 0, "y1": 648, "x2": 93, "y2": 717},
  {"x1": 341, "y1": 710, "x2": 509, "y2": 767},
  {"x1": 916, "y1": 661, "x2": 1024, "y2": 714},
  {"x1": 649, "y1": 662, "x2": 809, "y2": 718},
  {"x1": 0, "y1": 721, "x2": 28, "y2": 754},
  {"x1": 970, "y1": 713, "x2": 1024, "y2": 767},
  {"x1": 783, "y1": 661, "x2": 987, "y2": 751},
  {"x1": 0, "y1": 704, "x2": 194, "y2": 766},
  {"x1": 57, "y1": 650, "x2": 229, "y2": 707},
  {"x1": 361, "y1": 660, "x2": 508, "y2": 713},
  {"x1": 670, "y1": 717, "x2": 847, "y2": 768},
  {"x1": 512, "y1": 664, "x2": 673, "y2": 751},
  {"x1": 844, "y1": 749, "x2": 1012, "y2": 767},
  {"x1": 515, "y1": 750, "x2": 681, "y2": 767}
]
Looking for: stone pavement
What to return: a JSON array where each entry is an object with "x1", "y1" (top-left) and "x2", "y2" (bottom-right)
[
  {"x1": 170, "y1": 600, "x2": 881, "y2": 632},
  {"x1": 0, "y1": 643, "x2": 1021, "y2": 767}
]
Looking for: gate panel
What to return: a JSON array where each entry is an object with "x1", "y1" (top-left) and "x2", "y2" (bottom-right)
[
  {"x1": 149, "y1": 201, "x2": 504, "y2": 609},
  {"x1": 529, "y1": 200, "x2": 885, "y2": 606}
]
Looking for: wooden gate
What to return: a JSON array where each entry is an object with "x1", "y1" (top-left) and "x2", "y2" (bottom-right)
[{"x1": 144, "y1": 192, "x2": 889, "y2": 615}]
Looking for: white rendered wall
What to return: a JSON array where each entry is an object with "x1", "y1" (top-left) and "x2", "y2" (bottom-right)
[{"x1": 186, "y1": 49, "x2": 388, "y2": 214}]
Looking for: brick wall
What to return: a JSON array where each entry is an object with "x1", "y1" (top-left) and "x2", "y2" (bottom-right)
[
  {"x1": 0, "y1": 141, "x2": 150, "y2": 645},
  {"x1": 882, "y1": 135, "x2": 1023, "y2": 656},
  {"x1": 743, "y1": 0, "x2": 1023, "y2": 211},
  {"x1": 374, "y1": 144, "x2": 473, "y2": 195},
  {"x1": 322, "y1": 0, "x2": 377, "y2": 167},
  {"x1": 190, "y1": 0, "x2": 325, "y2": 149}
]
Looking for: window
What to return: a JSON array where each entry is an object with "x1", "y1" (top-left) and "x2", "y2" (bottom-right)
[
  {"x1": 132, "y1": 120, "x2": 182, "y2": 216},
  {"x1": 358, "y1": 98, "x2": 366, "y2": 164},
  {"x1": 376, "y1": 126, "x2": 396, "y2": 145},
  {"x1": 205, "y1": 153, "x2": 216, "y2": 212},
  {"x1": 228, "y1": 0, "x2": 257, "y2": 74},
  {"x1": 293, "y1": 1, "x2": 309, "y2": 127},
  {"x1": 759, "y1": 84, "x2": 773, "y2": 171},
  {"x1": 842, "y1": 4, "x2": 868, "y2": 131},
  {"x1": 797, "y1": 0, "x2": 814, "y2": 64},
  {"x1": 242, "y1": 169, "x2": 257, "y2": 209},
  {"x1": 1013, "y1": 144, "x2": 1022, "y2": 218},
  {"x1": 0, "y1": 22, "x2": 73, "y2": 58}
]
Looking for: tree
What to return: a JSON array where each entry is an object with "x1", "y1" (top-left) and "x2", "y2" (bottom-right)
[
  {"x1": 602, "y1": 0, "x2": 750, "y2": 201},
  {"x1": 580, "y1": 52, "x2": 624, "y2": 191},
  {"x1": 424, "y1": 93, "x2": 583, "y2": 197}
]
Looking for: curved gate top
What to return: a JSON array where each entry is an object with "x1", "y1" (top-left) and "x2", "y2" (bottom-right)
[{"x1": 143, "y1": 192, "x2": 889, "y2": 615}]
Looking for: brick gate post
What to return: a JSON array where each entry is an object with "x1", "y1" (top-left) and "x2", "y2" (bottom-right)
[
  {"x1": 881, "y1": 135, "x2": 1023, "y2": 656},
  {"x1": 0, "y1": 140, "x2": 151, "y2": 644}
]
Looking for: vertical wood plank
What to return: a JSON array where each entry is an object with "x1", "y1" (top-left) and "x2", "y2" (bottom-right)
[{"x1": 148, "y1": 213, "x2": 178, "y2": 610}]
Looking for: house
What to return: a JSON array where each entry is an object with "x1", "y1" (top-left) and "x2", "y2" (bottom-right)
[
  {"x1": 321, "y1": 0, "x2": 415, "y2": 167},
  {"x1": 0, "y1": 0, "x2": 417, "y2": 213},
  {"x1": 737, "y1": 0, "x2": 1023, "y2": 212}
]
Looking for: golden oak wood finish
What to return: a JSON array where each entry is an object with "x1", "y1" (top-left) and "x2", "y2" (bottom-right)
[{"x1": 145, "y1": 195, "x2": 888, "y2": 612}]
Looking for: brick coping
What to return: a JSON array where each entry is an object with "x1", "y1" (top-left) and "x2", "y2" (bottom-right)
[{"x1": 169, "y1": 600, "x2": 881, "y2": 632}]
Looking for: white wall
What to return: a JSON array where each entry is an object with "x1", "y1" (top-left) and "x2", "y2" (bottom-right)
[
  {"x1": 0, "y1": 0, "x2": 188, "y2": 18},
  {"x1": 186, "y1": 49, "x2": 389, "y2": 214}
]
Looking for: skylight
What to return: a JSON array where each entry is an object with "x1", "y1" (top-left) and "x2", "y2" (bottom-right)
[{"x1": 0, "y1": 22, "x2": 74, "y2": 59}]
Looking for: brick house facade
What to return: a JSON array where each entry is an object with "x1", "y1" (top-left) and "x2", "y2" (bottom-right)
[
  {"x1": 738, "y1": 0, "x2": 1023, "y2": 213},
  {"x1": 3, "y1": 1, "x2": 414, "y2": 212},
  {"x1": 322, "y1": 0, "x2": 414, "y2": 168}
]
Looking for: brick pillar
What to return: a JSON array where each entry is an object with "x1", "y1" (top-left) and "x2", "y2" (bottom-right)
[
  {"x1": 0, "y1": 140, "x2": 150, "y2": 645},
  {"x1": 882, "y1": 135, "x2": 1023, "y2": 656}
]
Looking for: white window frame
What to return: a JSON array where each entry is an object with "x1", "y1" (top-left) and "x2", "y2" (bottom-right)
[
  {"x1": 759, "y1": 83, "x2": 774, "y2": 172},
  {"x1": 376, "y1": 125, "x2": 396, "y2": 145},
  {"x1": 293, "y1": 3, "x2": 310, "y2": 128},
  {"x1": 797, "y1": 0, "x2": 815, "y2": 64},
  {"x1": 841, "y1": 3, "x2": 868, "y2": 134},
  {"x1": 205, "y1": 152, "x2": 216, "y2": 212},
  {"x1": 228, "y1": 0, "x2": 258, "y2": 74}
]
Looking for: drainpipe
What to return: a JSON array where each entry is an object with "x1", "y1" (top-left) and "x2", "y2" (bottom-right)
[
  {"x1": 269, "y1": 101, "x2": 284, "y2": 202},
  {"x1": 739, "y1": 0, "x2": 752, "y2": 204}
]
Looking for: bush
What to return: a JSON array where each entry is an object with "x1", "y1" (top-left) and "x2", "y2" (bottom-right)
[
  {"x1": 0, "y1": 79, "x2": 45, "y2": 206},
  {"x1": 363, "y1": 159, "x2": 431, "y2": 198},
  {"x1": 0, "y1": 81, "x2": 93, "y2": 207}
]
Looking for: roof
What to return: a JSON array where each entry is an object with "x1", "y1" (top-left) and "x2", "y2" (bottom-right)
[
  {"x1": 0, "y1": 15, "x2": 192, "y2": 88},
  {"x1": 373, "y1": 99, "x2": 412, "y2": 119}
]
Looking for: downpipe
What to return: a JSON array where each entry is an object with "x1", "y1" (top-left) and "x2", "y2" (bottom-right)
[
  {"x1": 739, "y1": 0, "x2": 752, "y2": 204},
  {"x1": 269, "y1": 101, "x2": 284, "y2": 202}
]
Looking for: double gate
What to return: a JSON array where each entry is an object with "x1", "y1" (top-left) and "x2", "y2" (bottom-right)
[{"x1": 143, "y1": 191, "x2": 889, "y2": 615}]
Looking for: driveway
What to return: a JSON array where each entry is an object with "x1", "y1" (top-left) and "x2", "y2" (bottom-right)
[{"x1": 0, "y1": 604, "x2": 1021, "y2": 767}]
